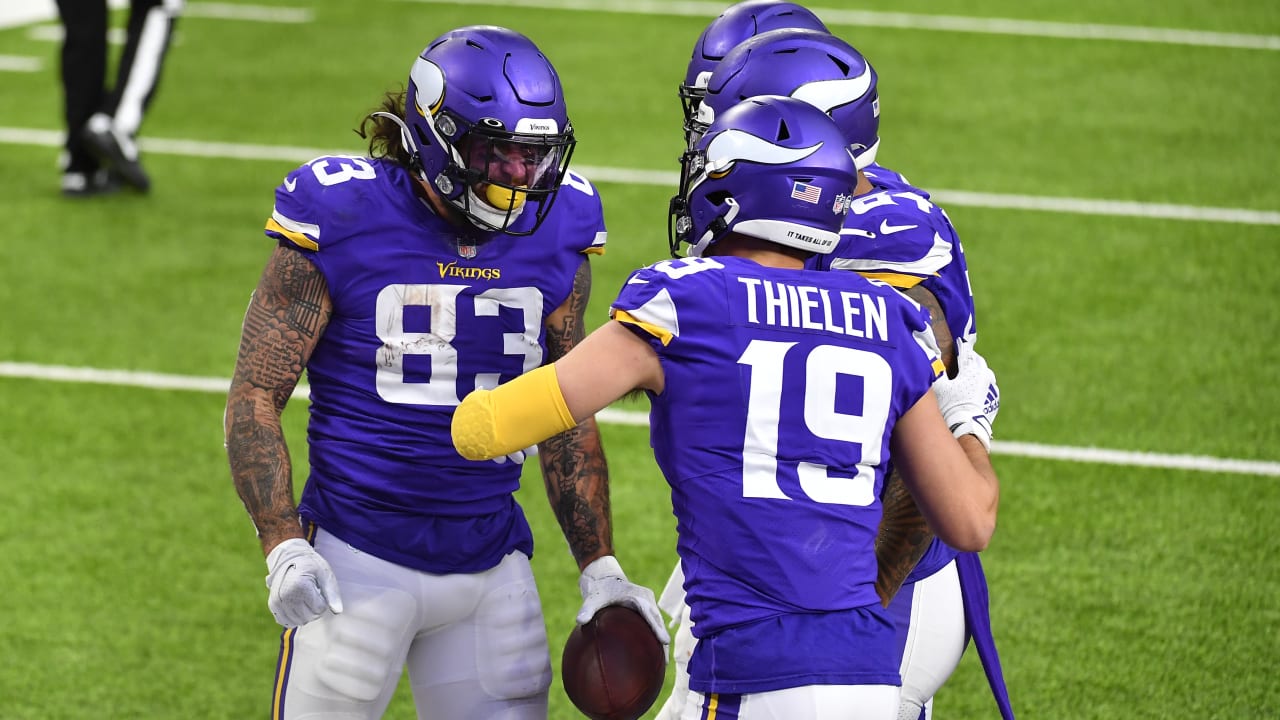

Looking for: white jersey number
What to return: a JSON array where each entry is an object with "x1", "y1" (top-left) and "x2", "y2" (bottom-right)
[
  {"x1": 373, "y1": 284, "x2": 544, "y2": 405},
  {"x1": 738, "y1": 340, "x2": 891, "y2": 506},
  {"x1": 309, "y1": 156, "x2": 377, "y2": 186}
]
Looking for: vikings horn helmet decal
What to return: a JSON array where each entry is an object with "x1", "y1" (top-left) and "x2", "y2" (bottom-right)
[{"x1": 673, "y1": 95, "x2": 858, "y2": 258}]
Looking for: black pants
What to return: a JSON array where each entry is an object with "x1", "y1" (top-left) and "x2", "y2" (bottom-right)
[{"x1": 55, "y1": 0, "x2": 180, "y2": 173}]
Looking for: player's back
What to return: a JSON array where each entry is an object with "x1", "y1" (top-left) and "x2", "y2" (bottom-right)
[
  {"x1": 612, "y1": 255, "x2": 942, "y2": 629},
  {"x1": 611, "y1": 255, "x2": 942, "y2": 693}
]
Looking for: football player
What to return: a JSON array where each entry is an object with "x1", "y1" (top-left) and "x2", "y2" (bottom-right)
[
  {"x1": 665, "y1": 24, "x2": 1016, "y2": 720},
  {"x1": 451, "y1": 95, "x2": 1002, "y2": 720},
  {"x1": 224, "y1": 26, "x2": 666, "y2": 720},
  {"x1": 664, "y1": 6, "x2": 842, "y2": 713}
]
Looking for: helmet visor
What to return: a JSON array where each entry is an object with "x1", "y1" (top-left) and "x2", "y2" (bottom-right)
[{"x1": 461, "y1": 132, "x2": 570, "y2": 199}]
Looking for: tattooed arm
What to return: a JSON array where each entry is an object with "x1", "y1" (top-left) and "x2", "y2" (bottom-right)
[
  {"x1": 874, "y1": 284, "x2": 955, "y2": 606},
  {"x1": 225, "y1": 245, "x2": 332, "y2": 557},
  {"x1": 538, "y1": 258, "x2": 614, "y2": 571}
]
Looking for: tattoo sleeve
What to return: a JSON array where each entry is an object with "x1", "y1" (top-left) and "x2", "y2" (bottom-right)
[
  {"x1": 874, "y1": 284, "x2": 955, "y2": 606},
  {"x1": 224, "y1": 245, "x2": 332, "y2": 556},
  {"x1": 539, "y1": 259, "x2": 613, "y2": 570}
]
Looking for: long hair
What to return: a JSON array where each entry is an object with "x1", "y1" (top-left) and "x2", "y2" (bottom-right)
[{"x1": 356, "y1": 89, "x2": 415, "y2": 168}]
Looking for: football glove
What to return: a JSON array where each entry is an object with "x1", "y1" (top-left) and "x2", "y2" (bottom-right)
[
  {"x1": 577, "y1": 555, "x2": 671, "y2": 647},
  {"x1": 264, "y1": 538, "x2": 344, "y2": 628},
  {"x1": 932, "y1": 341, "x2": 1000, "y2": 451}
]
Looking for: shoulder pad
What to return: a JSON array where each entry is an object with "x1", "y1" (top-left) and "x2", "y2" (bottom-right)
[
  {"x1": 265, "y1": 155, "x2": 381, "y2": 252},
  {"x1": 552, "y1": 168, "x2": 608, "y2": 256},
  {"x1": 830, "y1": 191, "x2": 957, "y2": 288},
  {"x1": 610, "y1": 257, "x2": 727, "y2": 346}
]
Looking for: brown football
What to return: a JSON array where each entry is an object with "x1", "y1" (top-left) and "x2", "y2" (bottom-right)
[{"x1": 561, "y1": 605, "x2": 667, "y2": 720}]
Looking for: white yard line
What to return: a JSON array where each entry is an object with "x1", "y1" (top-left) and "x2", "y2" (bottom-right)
[
  {"x1": 0, "y1": 55, "x2": 41, "y2": 72},
  {"x1": 2, "y1": 361, "x2": 1277, "y2": 478},
  {"x1": 27, "y1": 25, "x2": 129, "y2": 44},
  {"x1": 0, "y1": 0, "x2": 309, "y2": 29},
  {"x1": 395, "y1": 0, "x2": 1280, "y2": 51},
  {"x1": 2, "y1": 127, "x2": 1277, "y2": 226},
  {"x1": 180, "y1": 3, "x2": 313, "y2": 23}
]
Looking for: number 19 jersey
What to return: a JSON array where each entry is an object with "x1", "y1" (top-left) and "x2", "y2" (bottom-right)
[{"x1": 611, "y1": 255, "x2": 943, "y2": 693}]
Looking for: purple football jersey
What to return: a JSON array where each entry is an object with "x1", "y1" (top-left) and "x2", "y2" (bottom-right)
[
  {"x1": 264, "y1": 156, "x2": 606, "y2": 573},
  {"x1": 611, "y1": 255, "x2": 942, "y2": 693},
  {"x1": 811, "y1": 162, "x2": 977, "y2": 348}
]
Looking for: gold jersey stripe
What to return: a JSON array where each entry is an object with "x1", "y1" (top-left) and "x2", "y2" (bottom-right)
[
  {"x1": 858, "y1": 271, "x2": 926, "y2": 289},
  {"x1": 613, "y1": 309, "x2": 674, "y2": 346},
  {"x1": 266, "y1": 217, "x2": 319, "y2": 251}
]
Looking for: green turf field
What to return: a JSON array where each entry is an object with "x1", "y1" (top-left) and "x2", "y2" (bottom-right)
[{"x1": 1, "y1": 1, "x2": 1278, "y2": 718}]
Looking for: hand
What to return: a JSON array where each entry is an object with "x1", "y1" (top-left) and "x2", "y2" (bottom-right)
[
  {"x1": 492, "y1": 445, "x2": 538, "y2": 465},
  {"x1": 577, "y1": 555, "x2": 671, "y2": 647},
  {"x1": 932, "y1": 341, "x2": 1000, "y2": 451},
  {"x1": 264, "y1": 538, "x2": 344, "y2": 627}
]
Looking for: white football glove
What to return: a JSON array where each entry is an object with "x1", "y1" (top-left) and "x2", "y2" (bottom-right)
[
  {"x1": 577, "y1": 555, "x2": 671, "y2": 647},
  {"x1": 932, "y1": 341, "x2": 1000, "y2": 451},
  {"x1": 491, "y1": 445, "x2": 538, "y2": 465},
  {"x1": 264, "y1": 538, "x2": 344, "y2": 628}
]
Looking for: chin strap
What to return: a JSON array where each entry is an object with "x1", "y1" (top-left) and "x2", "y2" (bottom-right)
[
  {"x1": 369, "y1": 111, "x2": 429, "y2": 183},
  {"x1": 688, "y1": 197, "x2": 739, "y2": 258}
]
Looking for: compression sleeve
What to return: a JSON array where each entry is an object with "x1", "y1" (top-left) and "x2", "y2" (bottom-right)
[{"x1": 451, "y1": 365, "x2": 577, "y2": 460}]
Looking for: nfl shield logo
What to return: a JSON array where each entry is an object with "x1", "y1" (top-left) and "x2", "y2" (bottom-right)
[{"x1": 457, "y1": 243, "x2": 477, "y2": 259}]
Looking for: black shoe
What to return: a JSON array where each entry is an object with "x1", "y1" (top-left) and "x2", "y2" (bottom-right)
[
  {"x1": 82, "y1": 121, "x2": 151, "y2": 193},
  {"x1": 61, "y1": 169, "x2": 121, "y2": 198}
]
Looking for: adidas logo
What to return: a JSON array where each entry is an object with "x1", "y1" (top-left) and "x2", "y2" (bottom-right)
[{"x1": 984, "y1": 384, "x2": 1000, "y2": 415}]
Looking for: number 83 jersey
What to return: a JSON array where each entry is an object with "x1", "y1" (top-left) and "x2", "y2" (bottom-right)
[
  {"x1": 264, "y1": 155, "x2": 606, "y2": 574},
  {"x1": 611, "y1": 256, "x2": 942, "y2": 635}
]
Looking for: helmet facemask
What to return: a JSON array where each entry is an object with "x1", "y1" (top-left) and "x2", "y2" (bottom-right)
[
  {"x1": 446, "y1": 120, "x2": 575, "y2": 234},
  {"x1": 668, "y1": 101, "x2": 715, "y2": 257}
]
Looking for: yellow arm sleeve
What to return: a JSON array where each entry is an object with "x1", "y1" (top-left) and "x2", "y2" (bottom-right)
[{"x1": 451, "y1": 364, "x2": 577, "y2": 461}]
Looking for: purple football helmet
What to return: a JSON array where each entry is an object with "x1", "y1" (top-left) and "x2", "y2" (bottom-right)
[
  {"x1": 671, "y1": 95, "x2": 858, "y2": 258},
  {"x1": 403, "y1": 25, "x2": 576, "y2": 235},
  {"x1": 697, "y1": 29, "x2": 880, "y2": 170},
  {"x1": 679, "y1": 1, "x2": 829, "y2": 147}
]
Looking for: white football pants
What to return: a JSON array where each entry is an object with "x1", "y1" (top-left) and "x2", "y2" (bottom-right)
[
  {"x1": 895, "y1": 560, "x2": 966, "y2": 720},
  {"x1": 675, "y1": 684, "x2": 900, "y2": 719},
  {"x1": 271, "y1": 528, "x2": 552, "y2": 720}
]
